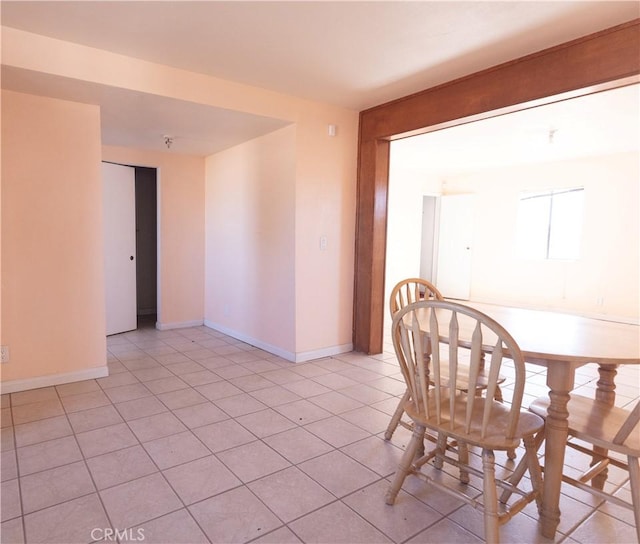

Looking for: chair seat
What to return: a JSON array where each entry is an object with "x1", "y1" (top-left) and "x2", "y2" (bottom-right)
[
  {"x1": 405, "y1": 394, "x2": 544, "y2": 451},
  {"x1": 530, "y1": 395, "x2": 640, "y2": 456}
]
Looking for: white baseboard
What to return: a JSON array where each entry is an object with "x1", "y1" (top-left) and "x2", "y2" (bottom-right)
[
  {"x1": 1, "y1": 366, "x2": 109, "y2": 394},
  {"x1": 156, "y1": 319, "x2": 204, "y2": 331},
  {"x1": 204, "y1": 320, "x2": 353, "y2": 363}
]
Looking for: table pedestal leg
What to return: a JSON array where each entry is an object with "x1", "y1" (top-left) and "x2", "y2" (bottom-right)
[
  {"x1": 541, "y1": 365, "x2": 573, "y2": 539},
  {"x1": 591, "y1": 364, "x2": 618, "y2": 489}
]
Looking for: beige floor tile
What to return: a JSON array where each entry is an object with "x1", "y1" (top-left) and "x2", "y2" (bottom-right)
[
  {"x1": 180, "y1": 370, "x2": 222, "y2": 386},
  {"x1": 11, "y1": 399, "x2": 64, "y2": 425},
  {"x1": 132, "y1": 509, "x2": 209, "y2": 544},
  {"x1": 0, "y1": 427, "x2": 15, "y2": 452},
  {"x1": 252, "y1": 526, "x2": 302, "y2": 543},
  {"x1": 20, "y1": 461, "x2": 95, "y2": 514},
  {"x1": 0, "y1": 409, "x2": 12, "y2": 428},
  {"x1": 66, "y1": 404, "x2": 123, "y2": 433},
  {"x1": 274, "y1": 399, "x2": 333, "y2": 425},
  {"x1": 341, "y1": 435, "x2": 405, "y2": 477},
  {"x1": 127, "y1": 411, "x2": 187, "y2": 442},
  {"x1": 568, "y1": 510, "x2": 637, "y2": 544},
  {"x1": 214, "y1": 393, "x2": 268, "y2": 417},
  {"x1": 1, "y1": 517, "x2": 25, "y2": 544},
  {"x1": 343, "y1": 480, "x2": 442, "y2": 542},
  {"x1": 172, "y1": 401, "x2": 227, "y2": 429},
  {"x1": 10, "y1": 387, "x2": 58, "y2": 407},
  {"x1": 236, "y1": 408, "x2": 297, "y2": 438},
  {"x1": 100, "y1": 473, "x2": 182, "y2": 529},
  {"x1": 229, "y1": 374, "x2": 276, "y2": 393},
  {"x1": 75, "y1": 422, "x2": 138, "y2": 458},
  {"x1": 97, "y1": 371, "x2": 140, "y2": 390},
  {"x1": 60, "y1": 390, "x2": 112, "y2": 413},
  {"x1": 215, "y1": 359, "x2": 254, "y2": 380},
  {"x1": 195, "y1": 381, "x2": 244, "y2": 401},
  {"x1": 114, "y1": 396, "x2": 168, "y2": 421},
  {"x1": 289, "y1": 500, "x2": 391, "y2": 543},
  {"x1": 55, "y1": 380, "x2": 101, "y2": 398},
  {"x1": 282, "y1": 379, "x2": 333, "y2": 398},
  {"x1": 289, "y1": 363, "x2": 332, "y2": 379},
  {"x1": 248, "y1": 466, "x2": 335, "y2": 522},
  {"x1": 258, "y1": 369, "x2": 305, "y2": 386},
  {"x1": 23, "y1": 494, "x2": 109, "y2": 544},
  {"x1": 17, "y1": 435, "x2": 83, "y2": 476},
  {"x1": 162, "y1": 455, "x2": 240, "y2": 504},
  {"x1": 406, "y1": 518, "x2": 483, "y2": 543},
  {"x1": 189, "y1": 486, "x2": 282, "y2": 543},
  {"x1": 298, "y1": 450, "x2": 380, "y2": 498},
  {"x1": 193, "y1": 419, "x2": 256, "y2": 453},
  {"x1": 1, "y1": 450, "x2": 18, "y2": 482},
  {"x1": 103, "y1": 383, "x2": 152, "y2": 404},
  {"x1": 249, "y1": 385, "x2": 302, "y2": 407},
  {"x1": 312, "y1": 373, "x2": 360, "y2": 391},
  {"x1": 131, "y1": 366, "x2": 175, "y2": 382},
  {"x1": 142, "y1": 431, "x2": 210, "y2": 469},
  {"x1": 367, "y1": 377, "x2": 407, "y2": 396},
  {"x1": 216, "y1": 440, "x2": 290, "y2": 483},
  {"x1": 340, "y1": 405, "x2": 396, "y2": 434},
  {"x1": 144, "y1": 376, "x2": 190, "y2": 395},
  {"x1": 339, "y1": 383, "x2": 393, "y2": 404},
  {"x1": 263, "y1": 427, "x2": 334, "y2": 465},
  {"x1": 308, "y1": 391, "x2": 365, "y2": 414},
  {"x1": 304, "y1": 416, "x2": 370, "y2": 448},
  {"x1": 165, "y1": 361, "x2": 207, "y2": 375},
  {"x1": 86, "y1": 445, "x2": 158, "y2": 490},
  {"x1": 14, "y1": 415, "x2": 72, "y2": 447},
  {"x1": 157, "y1": 388, "x2": 208, "y2": 410},
  {"x1": 1, "y1": 479, "x2": 21, "y2": 521}
]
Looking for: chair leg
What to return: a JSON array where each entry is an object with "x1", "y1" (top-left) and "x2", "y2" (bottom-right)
[
  {"x1": 434, "y1": 433, "x2": 447, "y2": 469},
  {"x1": 627, "y1": 454, "x2": 640, "y2": 544},
  {"x1": 384, "y1": 389, "x2": 411, "y2": 440},
  {"x1": 482, "y1": 448, "x2": 500, "y2": 544},
  {"x1": 501, "y1": 430, "x2": 544, "y2": 504},
  {"x1": 386, "y1": 423, "x2": 425, "y2": 505},
  {"x1": 459, "y1": 441, "x2": 470, "y2": 484},
  {"x1": 523, "y1": 433, "x2": 544, "y2": 512}
]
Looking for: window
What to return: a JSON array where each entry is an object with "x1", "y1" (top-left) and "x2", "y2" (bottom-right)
[{"x1": 515, "y1": 188, "x2": 584, "y2": 260}]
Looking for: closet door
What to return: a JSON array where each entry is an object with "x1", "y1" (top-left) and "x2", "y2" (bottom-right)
[{"x1": 103, "y1": 162, "x2": 137, "y2": 335}]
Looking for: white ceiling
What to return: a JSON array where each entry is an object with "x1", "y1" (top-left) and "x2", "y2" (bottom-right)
[
  {"x1": 392, "y1": 83, "x2": 640, "y2": 177},
  {"x1": 1, "y1": 1, "x2": 639, "y2": 158}
]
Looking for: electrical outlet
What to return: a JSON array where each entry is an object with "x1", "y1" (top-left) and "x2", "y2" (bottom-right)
[{"x1": 0, "y1": 346, "x2": 8, "y2": 364}]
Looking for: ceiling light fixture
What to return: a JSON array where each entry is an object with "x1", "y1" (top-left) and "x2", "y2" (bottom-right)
[{"x1": 164, "y1": 135, "x2": 174, "y2": 149}]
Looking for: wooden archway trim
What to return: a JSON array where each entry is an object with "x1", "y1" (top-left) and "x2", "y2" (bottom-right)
[{"x1": 353, "y1": 19, "x2": 640, "y2": 354}]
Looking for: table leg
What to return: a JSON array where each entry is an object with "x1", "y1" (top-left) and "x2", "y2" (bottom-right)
[
  {"x1": 540, "y1": 364, "x2": 574, "y2": 539},
  {"x1": 591, "y1": 364, "x2": 618, "y2": 489}
]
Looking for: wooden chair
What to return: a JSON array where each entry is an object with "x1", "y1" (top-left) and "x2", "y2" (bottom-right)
[
  {"x1": 522, "y1": 394, "x2": 640, "y2": 541},
  {"x1": 386, "y1": 300, "x2": 544, "y2": 543},
  {"x1": 385, "y1": 278, "x2": 515, "y2": 460}
]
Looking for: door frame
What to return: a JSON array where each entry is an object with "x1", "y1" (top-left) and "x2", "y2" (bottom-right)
[
  {"x1": 103, "y1": 160, "x2": 161, "y2": 328},
  {"x1": 353, "y1": 19, "x2": 640, "y2": 354}
]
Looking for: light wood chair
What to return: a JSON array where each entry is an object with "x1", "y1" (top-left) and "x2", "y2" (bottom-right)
[
  {"x1": 385, "y1": 278, "x2": 515, "y2": 461},
  {"x1": 521, "y1": 394, "x2": 640, "y2": 541},
  {"x1": 386, "y1": 300, "x2": 544, "y2": 543}
]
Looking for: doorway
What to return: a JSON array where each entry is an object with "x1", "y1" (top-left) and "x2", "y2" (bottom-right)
[{"x1": 103, "y1": 162, "x2": 158, "y2": 335}]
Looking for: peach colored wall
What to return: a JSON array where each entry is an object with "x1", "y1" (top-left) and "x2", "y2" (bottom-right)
[
  {"x1": 1, "y1": 90, "x2": 106, "y2": 382},
  {"x1": 102, "y1": 146, "x2": 205, "y2": 328},
  {"x1": 3, "y1": 28, "x2": 360, "y2": 359},
  {"x1": 205, "y1": 126, "x2": 296, "y2": 353},
  {"x1": 293, "y1": 110, "x2": 358, "y2": 356},
  {"x1": 443, "y1": 151, "x2": 639, "y2": 320}
]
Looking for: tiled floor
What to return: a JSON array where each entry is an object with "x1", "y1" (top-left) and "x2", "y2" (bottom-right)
[{"x1": 1, "y1": 323, "x2": 638, "y2": 543}]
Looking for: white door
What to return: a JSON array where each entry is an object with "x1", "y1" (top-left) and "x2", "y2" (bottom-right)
[
  {"x1": 103, "y1": 162, "x2": 137, "y2": 335},
  {"x1": 435, "y1": 194, "x2": 474, "y2": 300}
]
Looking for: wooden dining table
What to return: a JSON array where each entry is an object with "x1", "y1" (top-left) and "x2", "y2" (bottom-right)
[{"x1": 411, "y1": 301, "x2": 640, "y2": 539}]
